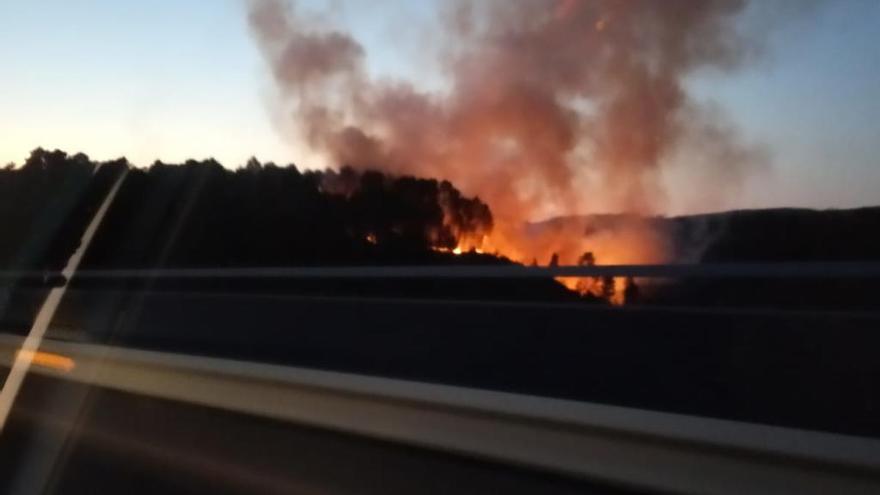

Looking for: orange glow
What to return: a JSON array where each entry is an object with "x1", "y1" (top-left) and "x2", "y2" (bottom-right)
[
  {"x1": 250, "y1": 0, "x2": 763, "y2": 306},
  {"x1": 432, "y1": 245, "x2": 468, "y2": 256},
  {"x1": 428, "y1": 215, "x2": 663, "y2": 305},
  {"x1": 16, "y1": 350, "x2": 76, "y2": 372},
  {"x1": 556, "y1": 275, "x2": 627, "y2": 305}
]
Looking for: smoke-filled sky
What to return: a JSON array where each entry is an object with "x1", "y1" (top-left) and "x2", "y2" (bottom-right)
[{"x1": 1, "y1": 0, "x2": 878, "y2": 216}]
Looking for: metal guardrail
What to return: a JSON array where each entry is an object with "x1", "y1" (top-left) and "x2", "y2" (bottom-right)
[
  {"x1": 2, "y1": 261, "x2": 880, "y2": 280},
  {"x1": 0, "y1": 170, "x2": 129, "y2": 432},
  {"x1": 0, "y1": 165, "x2": 877, "y2": 493},
  {"x1": 1, "y1": 334, "x2": 878, "y2": 495}
]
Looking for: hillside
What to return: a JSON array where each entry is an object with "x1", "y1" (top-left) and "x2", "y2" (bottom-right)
[
  {"x1": 538, "y1": 209, "x2": 880, "y2": 308},
  {"x1": 0, "y1": 149, "x2": 583, "y2": 332},
  {"x1": 3, "y1": 148, "x2": 879, "y2": 315}
]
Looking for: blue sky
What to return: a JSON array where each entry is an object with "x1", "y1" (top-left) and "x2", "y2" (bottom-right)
[{"x1": 0, "y1": 0, "x2": 878, "y2": 213}]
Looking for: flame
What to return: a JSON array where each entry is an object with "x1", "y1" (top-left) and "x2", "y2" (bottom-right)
[
  {"x1": 430, "y1": 215, "x2": 663, "y2": 305},
  {"x1": 432, "y1": 244, "x2": 484, "y2": 256},
  {"x1": 247, "y1": 0, "x2": 758, "y2": 305},
  {"x1": 556, "y1": 275, "x2": 627, "y2": 305}
]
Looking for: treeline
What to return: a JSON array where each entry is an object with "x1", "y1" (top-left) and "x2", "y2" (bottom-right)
[
  {"x1": 0, "y1": 149, "x2": 123, "y2": 271},
  {"x1": 0, "y1": 149, "x2": 579, "y2": 333},
  {"x1": 84, "y1": 158, "x2": 494, "y2": 269},
  {"x1": 0, "y1": 148, "x2": 495, "y2": 271},
  {"x1": 6, "y1": 148, "x2": 876, "y2": 314},
  {"x1": 0, "y1": 149, "x2": 128, "y2": 332}
]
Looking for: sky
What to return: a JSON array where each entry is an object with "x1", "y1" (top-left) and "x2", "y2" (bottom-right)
[{"x1": 0, "y1": 0, "x2": 878, "y2": 214}]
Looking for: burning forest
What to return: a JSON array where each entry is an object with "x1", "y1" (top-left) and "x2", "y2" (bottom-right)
[
  {"x1": 0, "y1": 1, "x2": 825, "y2": 305},
  {"x1": 247, "y1": 0, "x2": 771, "y2": 303},
  {"x1": 4, "y1": 146, "x2": 879, "y2": 312},
  {"x1": 1, "y1": 149, "x2": 591, "y2": 308}
]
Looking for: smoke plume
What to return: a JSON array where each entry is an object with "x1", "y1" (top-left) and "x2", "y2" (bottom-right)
[{"x1": 248, "y1": 0, "x2": 767, "y2": 267}]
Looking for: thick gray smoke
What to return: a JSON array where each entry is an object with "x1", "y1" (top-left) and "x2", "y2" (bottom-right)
[{"x1": 248, "y1": 0, "x2": 770, "y2": 266}]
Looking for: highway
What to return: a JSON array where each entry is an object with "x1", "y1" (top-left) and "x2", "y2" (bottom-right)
[
  {"x1": 1, "y1": 281, "x2": 879, "y2": 493},
  {"x1": 2, "y1": 334, "x2": 880, "y2": 494},
  {"x1": 0, "y1": 373, "x2": 629, "y2": 495},
  {"x1": 23, "y1": 286, "x2": 880, "y2": 437}
]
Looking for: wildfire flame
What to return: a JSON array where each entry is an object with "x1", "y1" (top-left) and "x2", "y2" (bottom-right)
[
  {"x1": 248, "y1": 0, "x2": 766, "y2": 306},
  {"x1": 431, "y1": 214, "x2": 656, "y2": 305}
]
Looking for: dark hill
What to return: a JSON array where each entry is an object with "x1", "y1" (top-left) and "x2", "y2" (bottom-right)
[
  {"x1": 0, "y1": 149, "x2": 582, "y2": 333},
  {"x1": 672, "y1": 207, "x2": 880, "y2": 262},
  {"x1": 3, "y1": 148, "x2": 879, "y2": 315},
  {"x1": 538, "y1": 208, "x2": 880, "y2": 309}
]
